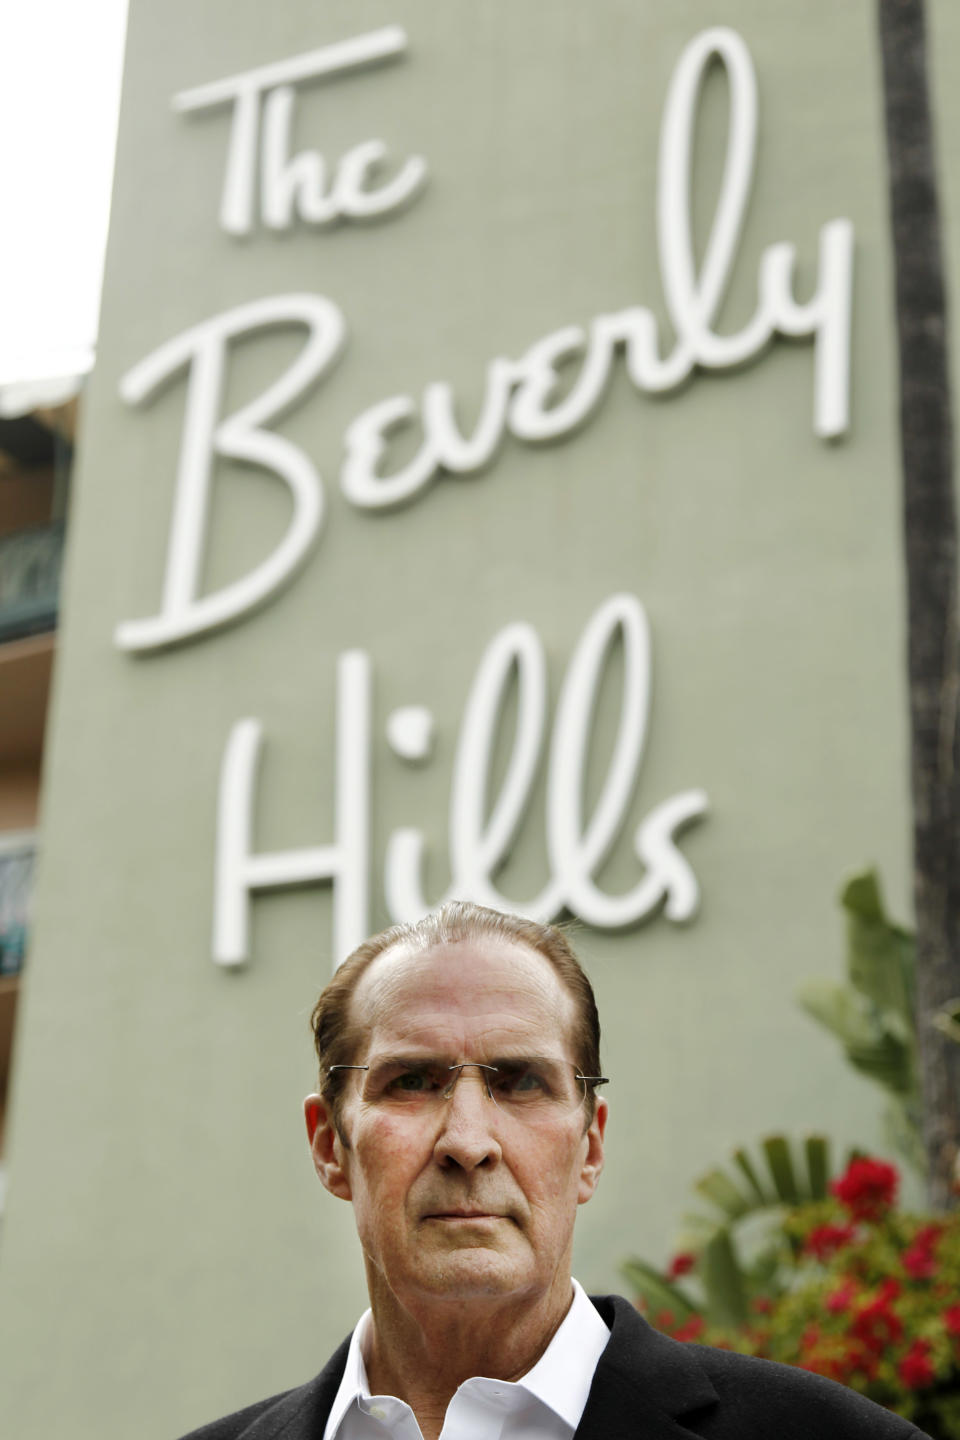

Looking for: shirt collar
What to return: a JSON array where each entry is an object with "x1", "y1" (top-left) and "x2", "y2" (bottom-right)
[
  {"x1": 324, "y1": 1307, "x2": 375, "y2": 1440},
  {"x1": 324, "y1": 1280, "x2": 610, "y2": 1439},
  {"x1": 510, "y1": 1278, "x2": 610, "y2": 1428}
]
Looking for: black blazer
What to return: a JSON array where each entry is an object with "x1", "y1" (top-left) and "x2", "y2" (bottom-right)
[{"x1": 178, "y1": 1294, "x2": 932, "y2": 1439}]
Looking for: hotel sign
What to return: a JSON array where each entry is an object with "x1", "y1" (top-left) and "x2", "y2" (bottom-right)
[{"x1": 114, "y1": 25, "x2": 854, "y2": 965}]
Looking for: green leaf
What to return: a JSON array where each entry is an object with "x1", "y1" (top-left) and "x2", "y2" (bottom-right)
[
  {"x1": 796, "y1": 980, "x2": 914, "y2": 1098},
  {"x1": 762, "y1": 1136, "x2": 800, "y2": 1203},
  {"x1": 732, "y1": 1147, "x2": 772, "y2": 1206},
  {"x1": 620, "y1": 1258, "x2": 698, "y2": 1322},
  {"x1": 746, "y1": 1248, "x2": 781, "y2": 1288},
  {"x1": 796, "y1": 979, "x2": 884, "y2": 1048},
  {"x1": 846, "y1": 1031, "x2": 914, "y2": 1095},
  {"x1": 700, "y1": 1229, "x2": 750, "y2": 1327},
  {"x1": 839, "y1": 871, "x2": 884, "y2": 923},
  {"x1": 795, "y1": 871, "x2": 920, "y2": 1161},
  {"x1": 883, "y1": 1098, "x2": 928, "y2": 1175},
  {"x1": 803, "y1": 1135, "x2": 830, "y2": 1199},
  {"x1": 693, "y1": 1168, "x2": 750, "y2": 1220},
  {"x1": 674, "y1": 1214, "x2": 725, "y2": 1257},
  {"x1": 677, "y1": 1211, "x2": 723, "y2": 1238},
  {"x1": 841, "y1": 870, "x2": 914, "y2": 1025}
]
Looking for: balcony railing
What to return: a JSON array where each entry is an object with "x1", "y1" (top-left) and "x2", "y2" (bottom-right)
[
  {"x1": 0, "y1": 845, "x2": 33, "y2": 978},
  {"x1": 0, "y1": 522, "x2": 64, "y2": 644}
]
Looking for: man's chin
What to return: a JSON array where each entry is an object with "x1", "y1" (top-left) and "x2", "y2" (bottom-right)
[{"x1": 409, "y1": 1241, "x2": 531, "y2": 1299}]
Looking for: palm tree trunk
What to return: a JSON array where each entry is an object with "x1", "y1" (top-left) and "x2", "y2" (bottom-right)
[{"x1": 878, "y1": 0, "x2": 960, "y2": 1209}]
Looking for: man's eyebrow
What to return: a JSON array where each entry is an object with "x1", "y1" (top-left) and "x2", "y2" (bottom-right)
[
  {"x1": 367, "y1": 1052, "x2": 562, "y2": 1067},
  {"x1": 483, "y1": 1054, "x2": 561, "y2": 1066},
  {"x1": 363, "y1": 1053, "x2": 443, "y2": 1071}
]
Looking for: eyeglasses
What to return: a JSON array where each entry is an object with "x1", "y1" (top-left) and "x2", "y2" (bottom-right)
[{"x1": 327, "y1": 1057, "x2": 609, "y2": 1119}]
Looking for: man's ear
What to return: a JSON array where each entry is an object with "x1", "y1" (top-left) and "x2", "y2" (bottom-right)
[
  {"x1": 577, "y1": 1096, "x2": 607, "y2": 1205},
  {"x1": 304, "y1": 1094, "x2": 352, "y2": 1201}
]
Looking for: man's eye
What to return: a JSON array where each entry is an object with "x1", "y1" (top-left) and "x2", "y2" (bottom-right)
[
  {"x1": 387, "y1": 1068, "x2": 437, "y2": 1095},
  {"x1": 495, "y1": 1065, "x2": 548, "y2": 1098}
]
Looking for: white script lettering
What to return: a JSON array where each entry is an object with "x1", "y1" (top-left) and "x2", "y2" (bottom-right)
[
  {"x1": 120, "y1": 27, "x2": 854, "y2": 653},
  {"x1": 116, "y1": 294, "x2": 345, "y2": 652},
  {"x1": 173, "y1": 26, "x2": 427, "y2": 236},
  {"x1": 212, "y1": 595, "x2": 708, "y2": 968},
  {"x1": 214, "y1": 650, "x2": 371, "y2": 966},
  {"x1": 342, "y1": 26, "x2": 853, "y2": 509}
]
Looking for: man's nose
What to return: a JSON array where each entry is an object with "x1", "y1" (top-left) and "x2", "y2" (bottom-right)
[{"x1": 433, "y1": 1067, "x2": 502, "y2": 1171}]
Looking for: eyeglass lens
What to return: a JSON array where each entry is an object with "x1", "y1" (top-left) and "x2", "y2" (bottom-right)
[{"x1": 357, "y1": 1057, "x2": 592, "y2": 1114}]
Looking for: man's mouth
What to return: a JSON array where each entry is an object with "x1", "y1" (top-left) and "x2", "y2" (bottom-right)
[
  {"x1": 432, "y1": 1211, "x2": 496, "y2": 1217},
  {"x1": 425, "y1": 1209, "x2": 503, "y2": 1220}
]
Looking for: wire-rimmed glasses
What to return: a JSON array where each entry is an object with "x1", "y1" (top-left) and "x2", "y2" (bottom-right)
[{"x1": 327, "y1": 1056, "x2": 609, "y2": 1119}]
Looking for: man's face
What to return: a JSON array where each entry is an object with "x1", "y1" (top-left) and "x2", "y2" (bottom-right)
[{"x1": 304, "y1": 937, "x2": 606, "y2": 1316}]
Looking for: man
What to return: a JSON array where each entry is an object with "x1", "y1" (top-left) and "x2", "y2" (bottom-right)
[{"x1": 180, "y1": 902, "x2": 931, "y2": 1439}]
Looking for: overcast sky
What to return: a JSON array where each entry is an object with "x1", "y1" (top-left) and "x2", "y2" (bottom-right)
[{"x1": 0, "y1": 1, "x2": 128, "y2": 387}]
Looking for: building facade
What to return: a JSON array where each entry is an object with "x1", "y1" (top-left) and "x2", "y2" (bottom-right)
[
  {"x1": 2, "y1": 2, "x2": 958, "y2": 1435},
  {"x1": 0, "y1": 393, "x2": 73, "y2": 1189}
]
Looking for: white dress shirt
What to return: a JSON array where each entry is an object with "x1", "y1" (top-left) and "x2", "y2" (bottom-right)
[{"x1": 323, "y1": 1279, "x2": 610, "y2": 1440}]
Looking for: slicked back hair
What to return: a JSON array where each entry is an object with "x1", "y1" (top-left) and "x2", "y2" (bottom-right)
[{"x1": 310, "y1": 901, "x2": 603, "y2": 1130}]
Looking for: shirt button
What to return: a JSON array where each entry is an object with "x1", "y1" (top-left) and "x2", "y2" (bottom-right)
[{"x1": 370, "y1": 1405, "x2": 387, "y2": 1420}]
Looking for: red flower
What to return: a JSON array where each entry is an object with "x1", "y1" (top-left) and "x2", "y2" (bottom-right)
[
  {"x1": 826, "y1": 1279, "x2": 857, "y2": 1314},
  {"x1": 899, "y1": 1339, "x2": 936, "y2": 1390},
  {"x1": 902, "y1": 1225, "x2": 942, "y2": 1280},
  {"x1": 943, "y1": 1304, "x2": 960, "y2": 1337},
  {"x1": 831, "y1": 1157, "x2": 899, "y2": 1222},
  {"x1": 838, "y1": 1343, "x2": 879, "y2": 1384},
  {"x1": 903, "y1": 1247, "x2": 937, "y2": 1279},
  {"x1": 799, "y1": 1323, "x2": 822, "y2": 1355},
  {"x1": 667, "y1": 1251, "x2": 696, "y2": 1279},
  {"x1": 752, "y1": 1296, "x2": 774, "y2": 1315},
  {"x1": 745, "y1": 1325, "x2": 772, "y2": 1355},
  {"x1": 849, "y1": 1293, "x2": 903, "y2": 1355},
  {"x1": 850, "y1": 1345, "x2": 879, "y2": 1382},
  {"x1": 671, "y1": 1315, "x2": 705, "y2": 1342},
  {"x1": 804, "y1": 1223, "x2": 857, "y2": 1261},
  {"x1": 799, "y1": 1341, "x2": 876, "y2": 1385}
]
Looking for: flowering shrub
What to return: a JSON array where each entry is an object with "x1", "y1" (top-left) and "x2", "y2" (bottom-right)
[
  {"x1": 831, "y1": 1157, "x2": 900, "y2": 1221},
  {"x1": 645, "y1": 1158, "x2": 960, "y2": 1438}
]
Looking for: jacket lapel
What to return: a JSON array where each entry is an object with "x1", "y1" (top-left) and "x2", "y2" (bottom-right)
[
  {"x1": 574, "y1": 1297, "x2": 718, "y2": 1440},
  {"x1": 240, "y1": 1336, "x2": 351, "y2": 1439}
]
